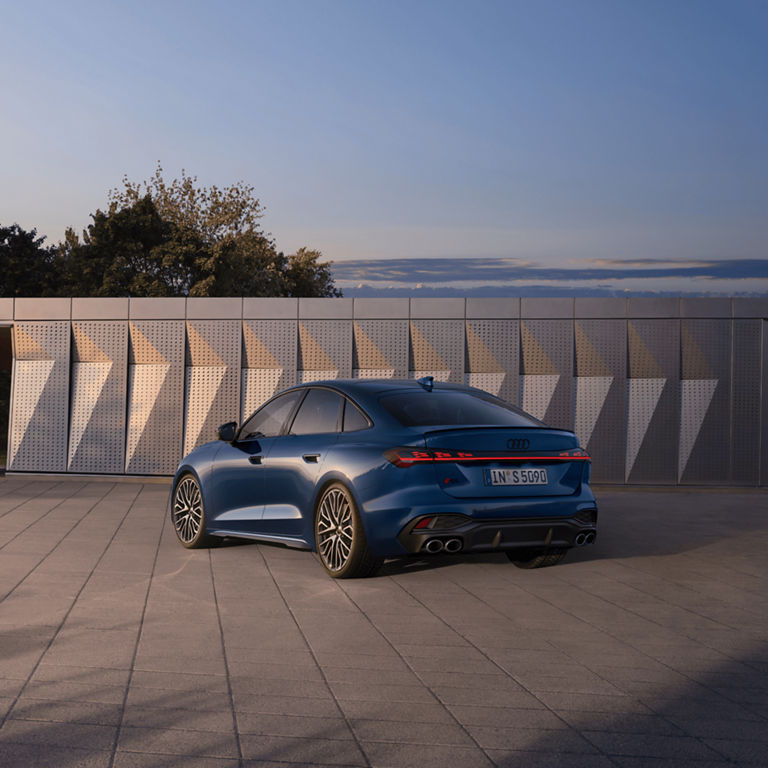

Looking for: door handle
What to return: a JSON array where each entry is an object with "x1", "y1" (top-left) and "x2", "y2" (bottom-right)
[
  {"x1": 302, "y1": 453, "x2": 320, "y2": 463},
  {"x1": 248, "y1": 455, "x2": 263, "y2": 464}
]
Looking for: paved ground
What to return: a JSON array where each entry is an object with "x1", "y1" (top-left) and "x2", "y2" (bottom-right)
[{"x1": 0, "y1": 476, "x2": 766, "y2": 768}]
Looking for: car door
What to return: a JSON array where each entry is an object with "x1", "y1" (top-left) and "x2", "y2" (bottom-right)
[
  {"x1": 258, "y1": 387, "x2": 344, "y2": 539},
  {"x1": 205, "y1": 390, "x2": 304, "y2": 535}
]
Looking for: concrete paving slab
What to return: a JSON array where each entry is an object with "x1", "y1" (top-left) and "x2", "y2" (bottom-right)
[{"x1": 0, "y1": 477, "x2": 767, "y2": 767}]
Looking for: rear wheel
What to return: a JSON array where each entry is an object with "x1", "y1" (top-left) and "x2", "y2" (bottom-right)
[
  {"x1": 172, "y1": 474, "x2": 212, "y2": 548},
  {"x1": 315, "y1": 483, "x2": 382, "y2": 579},
  {"x1": 507, "y1": 547, "x2": 567, "y2": 569}
]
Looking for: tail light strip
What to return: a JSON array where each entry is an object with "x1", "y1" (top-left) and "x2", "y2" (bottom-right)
[{"x1": 386, "y1": 447, "x2": 590, "y2": 467}]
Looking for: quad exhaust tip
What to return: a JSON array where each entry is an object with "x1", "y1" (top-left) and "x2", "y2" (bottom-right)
[
  {"x1": 575, "y1": 531, "x2": 597, "y2": 546},
  {"x1": 423, "y1": 537, "x2": 464, "y2": 554}
]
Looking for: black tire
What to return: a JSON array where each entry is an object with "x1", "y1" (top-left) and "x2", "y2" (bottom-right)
[
  {"x1": 506, "y1": 547, "x2": 568, "y2": 569},
  {"x1": 172, "y1": 473, "x2": 213, "y2": 549},
  {"x1": 314, "y1": 483, "x2": 383, "y2": 579}
]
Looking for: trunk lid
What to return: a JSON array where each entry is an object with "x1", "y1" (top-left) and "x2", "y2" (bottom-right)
[{"x1": 423, "y1": 427, "x2": 586, "y2": 498}]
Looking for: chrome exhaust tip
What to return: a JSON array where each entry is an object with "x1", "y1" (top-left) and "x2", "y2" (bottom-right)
[
  {"x1": 575, "y1": 533, "x2": 586, "y2": 546},
  {"x1": 585, "y1": 532, "x2": 595, "y2": 544},
  {"x1": 424, "y1": 539, "x2": 444, "y2": 554},
  {"x1": 444, "y1": 538, "x2": 463, "y2": 553}
]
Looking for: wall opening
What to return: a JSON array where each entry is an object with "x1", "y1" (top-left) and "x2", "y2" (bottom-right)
[{"x1": 0, "y1": 326, "x2": 11, "y2": 469}]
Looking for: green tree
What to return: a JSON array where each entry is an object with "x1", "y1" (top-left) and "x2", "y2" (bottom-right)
[
  {"x1": 55, "y1": 164, "x2": 341, "y2": 298},
  {"x1": 0, "y1": 224, "x2": 56, "y2": 296},
  {"x1": 284, "y1": 247, "x2": 342, "y2": 297}
]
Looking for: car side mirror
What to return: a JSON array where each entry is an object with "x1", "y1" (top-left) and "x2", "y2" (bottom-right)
[{"x1": 217, "y1": 421, "x2": 237, "y2": 442}]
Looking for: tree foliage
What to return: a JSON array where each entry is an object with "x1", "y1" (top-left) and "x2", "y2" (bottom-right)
[
  {"x1": 1, "y1": 164, "x2": 341, "y2": 298},
  {"x1": 0, "y1": 224, "x2": 56, "y2": 296}
]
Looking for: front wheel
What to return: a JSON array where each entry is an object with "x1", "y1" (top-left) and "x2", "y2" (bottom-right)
[
  {"x1": 506, "y1": 547, "x2": 567, "y2": 569},
  {"x1": 315, "y1": 483, "x2": 382, "y2": 579},
  {"x1": 172, "y1": 474, "x2": 212, "y2": 548}
]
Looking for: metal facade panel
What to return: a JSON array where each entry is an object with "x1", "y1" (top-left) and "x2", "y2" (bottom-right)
[
  {"x1": 13, "y1": 298, "x2": 71, "y2": 320},
  {"x1": 67, "y1": 321, "x2": 128, "y2": 473},
  {"x1": 352, "y1": 298, "x2": 409, "y2": 319},
  {"x1": 8, "y1": 322, "x2": 70, "y2": 471},
  {"x1": 353, "y1": 320, "x2": 408, "y2": 378},
  {"x1": 626, "y1": 319, "x2": 679, "y2": 483},
  {"x1": 241, "y1": 320, "x2": 297, "y2": 420},
  {"x1": 574, "y1": 320, "x2": 626, "y2": 483},
  {"x1": 299, "y1": 298, "x2": 353, "y2": 319},
  {"x1": 125, "y1": 321, "x2": 185, "y2": 475},
  {"x1": 465, "y1": 319, "x2": 519, "y2": 403},
  {"x1": 520, "y1": 320, "x2": 573, "y2": 430},
  {"x1": 731, "y1": 320, "x2": 760, "y2": 485},
  {"x1": 409, "y1": 298, "x2": 465, "y2": 319},
  {"x1": 409, "y1": 320, "x2": 463, "y2": 383},
  {"x1": 763, "y1": 322, "x2": 768, "y2": 486},
  {"x1": 298, "y1": 320, "x2": 352, "y2": 377},
  {"x1": 679, "y1": 320, "x2": 731, "y2": 484},
  {"x1": 183, "y1": 320, "x2": 241, "y2": 456},
  {"x1": 465, "y1": 298, "x2": 519, "y2": 319}
]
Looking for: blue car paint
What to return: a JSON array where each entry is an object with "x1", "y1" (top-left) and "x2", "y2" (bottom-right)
[{"x1": 172, "y1": 379, "x2": 597, "y2": 558}]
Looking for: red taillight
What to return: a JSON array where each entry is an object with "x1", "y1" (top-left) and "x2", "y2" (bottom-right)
[
  {"x1": 384, "y1": 446, "x2": 590, "y2": 466},
  {"x1": 414, "y1": 517, "x2": 434, "y2": 529}
]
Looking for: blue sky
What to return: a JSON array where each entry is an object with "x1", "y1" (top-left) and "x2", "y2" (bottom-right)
[{"x1": 2, "y1": 0, "x2": 767, "y2": 294}]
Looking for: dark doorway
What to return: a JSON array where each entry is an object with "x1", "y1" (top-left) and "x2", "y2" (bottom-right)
[{"x1": 0, "y1": 326, "x2": 10, "y2": 470}]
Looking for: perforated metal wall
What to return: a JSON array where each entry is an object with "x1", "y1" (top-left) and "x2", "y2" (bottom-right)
[
  {"x1": 353, "y1": 320, "x2": 408, "y2": 378},
  {"x1": 5, "y1": 299, "x2": 768, "y2": 485},
  {"x1": 299, "y1": 321, "x2": 352, "y2": 378},
  {"x1": 679, "y1": 320, "x2": 731, "y2": 484},
  {"x1": 465, "y1": 320, "x2": 518, "y2": 403},
  {"x1": 126, "y1": 321, "x2": 184, "y2": 475},
  {"x1": 8, "y1": 322, "x2": 70, "y2": 472},
  {"x1": 410, "y1": 320, "x2": 463, "y2": 383},
  {"x1": 520, "y1": 320, "x2": 573, "y2": 430},
  {"x1": 68, "y1": 322, "x2": 128, "y2": 473},
  {"x1": 732, "y1": 320, "x2": 761, "y2": 485},
  {"x1": 626, "y1": 320, "x2": 679, "y2": 484},
  {"x1": 183, "y1": 320, "x2": 240, "y2": 456},
  {"x1": 574, "y1": 320, "x2": 626, "y2": 483},
  {"x1": 241, "y1": 320, "x2": 297, "y2": 419}
]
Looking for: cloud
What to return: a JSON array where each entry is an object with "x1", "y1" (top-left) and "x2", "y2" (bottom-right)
[{"x1": 332, "y1": 257, "x2": 768, "y2": 297}]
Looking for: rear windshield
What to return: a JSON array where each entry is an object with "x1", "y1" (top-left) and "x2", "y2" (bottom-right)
[{"x1": 379, "y1": 391, "x2": 542, "y2": 428}]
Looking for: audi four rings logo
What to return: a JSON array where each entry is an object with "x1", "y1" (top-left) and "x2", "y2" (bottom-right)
[{"x1": 507, "y1": 438, "x2": 530, "y2": 450}]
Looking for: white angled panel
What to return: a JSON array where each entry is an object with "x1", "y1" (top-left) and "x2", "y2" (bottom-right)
[
  {"x1": 7, "y1": 359, "x2": 55, "y2": 467},
  {"x1": 241, "y1": 368, "x2": 282, "y2": 421},
  {"x1": 353, "y1": 368, "x2": 395, "y2": 379},
  {"x1": 299, "y1": 370, "x2": 338, "y2": 384},
  {"x1": 574, "y1": 376, "x2": 613, "y2": 449},
  {"x1": 466, "y1": 372, "x2": 505, "y2": 396},
  {"x1": 411, "y1": 370, "x2": 451, "y2": 382},
  {"x1": 679, "y1": 379, "x2": 718, "y2": 480},
  {"x1": 626, "y1": 378, "x2": 665, "y2": 479},
  {"x1": 184, "y1": 366, "x2": 226, "y2": 455},
  {"x1": 125, "y1": 364, "x2": 170, "y2": 468},
  {"x1": 521, "y1": 374, "x2": 559, "y2": 420},
  {"x1": 68, "y1": 362, "x2": 112, "y2": 468}
]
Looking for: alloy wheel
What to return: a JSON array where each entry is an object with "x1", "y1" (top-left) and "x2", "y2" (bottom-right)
[
  {"x1": 173, "y1": 476, "x2": 203, "y2": 543},
  {"x1": 316, "y1": 488, "x2": 354, "y2": 572}
]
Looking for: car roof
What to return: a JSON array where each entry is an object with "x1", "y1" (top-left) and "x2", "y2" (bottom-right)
[{"x1": 284, "y1": 378, "x2": 472, "y2": 398}]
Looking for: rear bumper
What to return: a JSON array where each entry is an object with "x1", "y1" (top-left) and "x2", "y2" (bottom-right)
[{"x1": 396, "y1": 508, "x2": 598, "y2": 554}]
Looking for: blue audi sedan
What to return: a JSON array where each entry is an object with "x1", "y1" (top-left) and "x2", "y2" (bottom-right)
[{"x1": 171, "y1": 378, "x2": 597, "y2": 578}]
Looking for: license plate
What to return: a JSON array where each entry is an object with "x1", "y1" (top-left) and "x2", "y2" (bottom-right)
[{"x1": 486, "y1": 468, "x2": 548, "y2": 486}]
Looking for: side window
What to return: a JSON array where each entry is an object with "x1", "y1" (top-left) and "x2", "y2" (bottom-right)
[
  {"x1": 289, "y1": 389, "x2": 343, "y2": 435},
  {"x1": 343, "y1": 399, "x2": 371, "y2": 432},
  {"x1": 240, "y1": 390, "x2": 303, "y2": 439}
]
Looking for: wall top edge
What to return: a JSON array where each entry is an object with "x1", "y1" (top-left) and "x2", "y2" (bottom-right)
[
  {"x1": 6, "y1": 297, "x2": 768, "y2": 320},
  {"x1": 0, "y1": 297, "x2": 13, "y2": 321}
]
